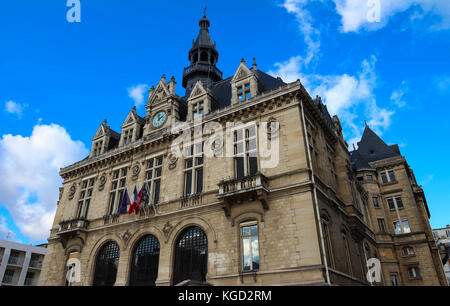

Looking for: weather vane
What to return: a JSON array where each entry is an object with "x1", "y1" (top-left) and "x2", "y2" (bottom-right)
[{"x1": 203, "y1": 6, "x2": 207, "y2": 17}]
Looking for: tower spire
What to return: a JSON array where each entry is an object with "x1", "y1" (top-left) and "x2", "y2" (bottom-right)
[{"x1": 182, "y1": 13, "x2": 223, "y2": 95}]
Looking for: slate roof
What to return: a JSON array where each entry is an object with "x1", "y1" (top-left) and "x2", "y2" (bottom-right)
[
  {"x1": 350, "y1": 126, "x2": 400, "y2": 170},
  {"x1": 182, "y1": 67, "x2": 287, "y2": 111}
]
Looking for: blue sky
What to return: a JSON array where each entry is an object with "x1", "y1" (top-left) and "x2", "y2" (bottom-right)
[{"x1": 0, "y1": 0, "x2": 449, "y2": 244}]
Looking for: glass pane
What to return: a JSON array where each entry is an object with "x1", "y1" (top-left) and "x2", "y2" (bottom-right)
[
  {"x1": 185, "y1": 159, "x2": 193, "y2": 169},
  {"x1": 248, "y1": 139, "x2": 256, "y2": 151},
  {"x1": 157, "y1": 157, "x2": 163, "y2": 166},
  {"x1": 185, "y1": 171, "x2": 192, "y2": 196},
  {"x1": 239, "y1": 94, "x2": 244, "y2": 102},
  {"x1": 394, "y1": 222, "x2": 402, "y2": 235},
  {"x1": 235, "y1": 130, "x2": 242, "y2": 142},
  {"x1": 82, "y1": 181, "x2": 87, "y2": 189},
  {"x1": 154, "y1": 180, "x2": 160, "y2": 204},
  {"x1": 249, "y1": 157, "x2": 258, "y2": 176},
  {"x1": 147, "y1": 171, "x2": 153, "y2": 180},
  {"x1": 235, "y1": 157, "x2": 245, "y2": 179},
  {"x1": 148, "y1": 159, "x2": 154, "y2": 169},
  {"x1": 388, "y1": 170, "x2": 396, "y2": 181},
  {"x1": 251, "y1": 236, "x2": 259, "y2": 270},
  {"x1": 122, "y1": 168, "x2": 127, "y2": 177},
  {"x1": 242, "y1": 238, "x2": 251, "y2": 271},
  {"x1": 120, "y1": 179, "x2": 126, "y2": 188},
  {"x1": 155, "y1": 168, "x2": 162, "y2": 178},
  {"x1": 196, "y1": 169, "x2": 203, "y2": 194},
  {"x1": 381, "y1": 173, "x2": 388, "y2": 183},
  {"x1": 395, "y1": 197, "x2": 404, "y2": 208},
  {"x1": 245, "y1": 84, "x2": 250, "y2": 90},
  {"x1": 251, "y1": 225, "x2": 258, "y2": 235},
  {"x1": 246, "y1": 92, "x2": 251, "y2": 100},
  {"x1": 235, "y1": 143, "x2": 243, "y2": 154},
  {"x1": 196, "y1": 157, "x2": 203, "y2": 166},
  {"x1": 388, "y1": 198, "x2": 395, "y2": 210},
  {"x1": 402, "y1": 220, "x2": 411, "y2": 233},
  {"x1": 241, "y1": 226, "x2": 250, "y2": 236}
]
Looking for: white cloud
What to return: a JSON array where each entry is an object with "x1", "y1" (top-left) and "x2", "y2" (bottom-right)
[
  {"x1": 390, "y1": 81, "x2": 408, "y2": 108},
  {"x1": 333, "y1": 0, "x2": 450, "y2": 32},
  {"x1": 4, "y1": 101, "x2": 27, "y2": 118},
  {"x1": 0, "y1": 124, "x2": 88, "y2": 242},
  {"x1": 281, "y1": 0, "x2": 321, "y2": 66},
  {"x1": 269, "y1": 54, "x2": 397, "y2": 148},
  {"x1": 127, "y1": 84, "x2": 149, "y2": 107}
]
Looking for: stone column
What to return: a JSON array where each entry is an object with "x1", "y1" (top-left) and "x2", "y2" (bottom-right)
[{"x1": 18, "y1": 250, "x2": 31, "y2": 286}]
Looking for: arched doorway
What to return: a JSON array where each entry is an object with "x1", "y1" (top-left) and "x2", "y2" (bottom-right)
[
  {"x1": 173, "y1": 226, "x2": 208, "y2": 285},
  {"x1": 129, "y1": 234, "x2": 160, "y2": 286},
  {"x1": 92, "y1": 241, "x2": 120, "y2": 286}
]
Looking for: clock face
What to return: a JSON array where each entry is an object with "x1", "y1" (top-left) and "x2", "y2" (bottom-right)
[{"x1": 152, "y1": 111, "x2": 167, "y2": 128}]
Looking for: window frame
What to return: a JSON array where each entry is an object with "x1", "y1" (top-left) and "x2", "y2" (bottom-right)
[
  {"x1": 183, "y1": 143, "x2": 204, "y2": 196},
  {"x1": 145, "y1": 156, "x2": 164, "y2": 205},
  {"x1": 237, "y1": 83, "x2": 251, "y2": 103},
  {"x1": 233, "y1": 125, "x2": 258, "y2": 179},
  {"x1": 77, "y1": 178, "x2": 94, "y2": 219},
  {"x1": 240, "y1": 220, "x2": 260, "y2": 272},
  {"x1": 108, "y1": 167, "x2": 128, "y2": 215}
]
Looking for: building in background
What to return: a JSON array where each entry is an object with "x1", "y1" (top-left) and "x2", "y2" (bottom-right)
[
  {"x1": 350, "y1": 127, "x2": 448, "y2": 286},
  {"x1": 0, "y1": 239, "x2": 47, "y2": 286},
  {"x1": 38, "y1": 14, "x2": 447, "y2": 286},
  {"x1": 433, "y1": 225, "x2": 450, "y2": 284}
]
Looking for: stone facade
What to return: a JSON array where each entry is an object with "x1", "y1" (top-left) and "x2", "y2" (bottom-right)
[{"x1": 38, "y1": 15, "x2": 446, "y2": 286}]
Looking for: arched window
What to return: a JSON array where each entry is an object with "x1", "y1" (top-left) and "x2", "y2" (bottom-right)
[
  {"x1": 129, "y1": 235, "x2": 160, "y2": 286},
  {"x1": 92, "y1": 241, "x2": 120, "y2": 286},
  {"x1": 173, "y1": 226, "x2": 208, "y2": 285},
  {"x1": 200, "y1": 51, "x2": 209, "y2": 62},
  {"x1": 321, "y1": 214, "x2": 334, "y2": 268}
]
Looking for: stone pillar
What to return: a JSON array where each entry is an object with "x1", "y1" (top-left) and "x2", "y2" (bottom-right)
[
  {"x1": 18, "y1": 250, "x2": 31, "y2": 286},
  {"x1": 0, "y1": 248, "x2": 11, "y2": 284},
  {"x1": 155, "y1": 239, "x2": 171, "y2": 286}
]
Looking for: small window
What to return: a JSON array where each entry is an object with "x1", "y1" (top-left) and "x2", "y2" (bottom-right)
[
  {"x1": 377, "y1": 218, "x2": 386, "y2": 233},
  {"x1": 388, "y1": 170, "x2": 396, "y2": 182},
  {"x1": 390, "y1": 273, "x2": 399, "y2": 286},
  {"x1": 237, "y1": 83, "x2": 251, "y2": 103},
  {"x1": 372, "y1": 197, "x2": 380, "y2": 208},
  {"x1": 402, "y1": 247, "x2": 415, "y2": 256},
  {"x1": 240, "y1": 221, "x2": 259, "y2": 271},
  {"x1": 408, "y1": 266, "x2": 421, "y2": 279},
  {"x1": 381, "y1": 172, "x2": 388, "y2": 184},
  {"x1": 366, "y1": 174, "x2": 373, "y2": 181}
]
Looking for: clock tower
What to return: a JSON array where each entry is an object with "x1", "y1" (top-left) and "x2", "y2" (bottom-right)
[{"x1": 143, "y1": 74, "x2": 185, "y2": 139}]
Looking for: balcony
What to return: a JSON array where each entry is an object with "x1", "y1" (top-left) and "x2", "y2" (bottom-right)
[
  {"x1": 57, "y1": 218, "x2": 89, "y2": 236},
  {"x1": 217, "y1": 173, "x2": 269, "y2": 217}
]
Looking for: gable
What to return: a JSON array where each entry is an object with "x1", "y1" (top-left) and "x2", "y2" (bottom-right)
[
  {"x1": 189, "y1": 81, "x2": 207, "y2": 100},
  {"x1": 232, "y1": 61, "x2": 254, "y2": 82}
]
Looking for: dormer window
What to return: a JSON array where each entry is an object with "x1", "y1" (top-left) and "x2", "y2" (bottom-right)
[
  {"x1": 193, "y1": 102, "x2": 204, "y2": 119},
  {"x1": 238, "y1": 83, "x2": 251, "y2": 102},
  {"x1": 123, "y1": 129, "x2": 133, "y2": 145},
  {"x1": 93, "y1": 141, "x2": 103, "y2": 157}
]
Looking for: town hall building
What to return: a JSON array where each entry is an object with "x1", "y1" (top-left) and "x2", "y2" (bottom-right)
[{"x1": 38, "y1": 14, "x2": 447, "y2": 286}]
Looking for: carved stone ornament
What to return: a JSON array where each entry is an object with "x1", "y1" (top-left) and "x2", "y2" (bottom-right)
[
  {"x1": 68, "y1": 183, "x2": 77, "y2": 200},
  {"x1": 167, "y1": 152, "x2": 178, "y2": 170},
  {"x1": 59, "y1": 187, "x2": 64, "y2": 200},
  {"x1": 98, "y1": 173, "x2": 107, "y2": 191},
  {"x1": 122, "y1": 230, "x2": 132, "y2": 243},
  {"x1": 267, "y1": 117, "x2": 279, "y2": 140},
  {"x1": 131, "y1": 162, "x2": 141, "y2": 180},
  {"x1": 163, "y1": 221, "x2": 173, "y2": 239}
]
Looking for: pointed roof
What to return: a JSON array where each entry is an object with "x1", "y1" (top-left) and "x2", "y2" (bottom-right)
[
  {"x1": 194, "y1": 10, "x2": 214, "y2": 47},
  {"x1": 350, "y1": 126, "x2": 400, "y2": 170}
]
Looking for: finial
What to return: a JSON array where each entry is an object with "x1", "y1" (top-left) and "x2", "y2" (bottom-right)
[
  {"x1": 162, "y1": 74, "x2": 166, "y2": 80},
  {"x1": 252, "y1": 57, "x2": 257, "y2": 69},
  {"x1": 364, "y1": 120, "x2": 368, "y2": 127},
  {"x1": 132, "y1": 106, "x2": 136, "y2": 111},
  {"x1": 241, "y1": 58, "x2": 245, "y2": 63},
  {"x1": 203, "y1": 6, "x2": 207, "y2": 17},
  {"x1": 171, "y1": 76, "x2": 175, "y2": 82},
  {"x1": 103, "y1": 119, "x2": 107, "y2": 125}
]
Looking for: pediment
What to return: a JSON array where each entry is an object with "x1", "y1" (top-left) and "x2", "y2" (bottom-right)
[
  {"x1": 122, "y1": 110, "x2": 137, "y2": 128},
  {"x1": 189, "y1": 81, "x2": 207, "y2": 100},
  {"x1": 232, "y1": 61, "x2": 254, "y2": 82},
  {"x1": 147, "y1": 78, "x2": 171, "y2": 107},
  {"x1": 93, "y1": 123, "x2": 106, "y2": 140}
]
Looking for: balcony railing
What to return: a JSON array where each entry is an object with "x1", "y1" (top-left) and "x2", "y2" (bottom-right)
[
  {"x1": 183, "y1": 63, "x2": 223, "y2": 79},
  {"x1": 181, "y1": 193, "x2": 203, "y2": 209},
  {"x1": 217, "y1": 173, "x2": 269, "y2": 216},
  {"x1": 57, "y1": 218, "x2": 89, "y2": 235}
]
